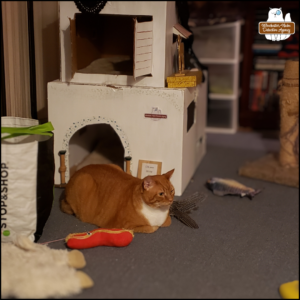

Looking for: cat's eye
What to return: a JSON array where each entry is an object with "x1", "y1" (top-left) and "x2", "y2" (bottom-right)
[
  {"x1": 171, "y1": 190, "x2": 174, "y2": 193},
  {"x1": 159, "y1": 192, "x2": 164, "y2": 196}
]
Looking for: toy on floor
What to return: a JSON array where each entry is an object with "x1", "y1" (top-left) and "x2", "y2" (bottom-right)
[
  {"x1": 63, "y1": 192, "x2": 206, "y2": 250},
  {"x1": 169, "y1": 192, "x2": 206, "y2": 228},
  {"x1": 66, "y1": 228, "x2": 134, "y2": 249},
  {"x1": 279, "y1": 280, "x2": 299, "y2": 299},
  {"x1": 1, "y1": 235, "x2": 93, "y2": 299},
  {"x1": 206, "y1": 177, "x2": 262, "y2": 200}
]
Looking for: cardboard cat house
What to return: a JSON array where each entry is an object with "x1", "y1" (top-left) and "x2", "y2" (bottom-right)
[
  {"x1": 48, "y1": 1, "x2": 207, "y2": 196},
  {"x1": 60, "y1": 1, "x2": 178, "y2": 87}
]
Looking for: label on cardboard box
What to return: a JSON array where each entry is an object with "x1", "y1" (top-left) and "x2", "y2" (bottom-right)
[{"x1": 145, "y1": 107, "x2": 167, "y2": 120}]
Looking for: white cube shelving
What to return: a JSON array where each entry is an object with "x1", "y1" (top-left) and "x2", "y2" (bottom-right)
[{"x1": 192, "y1": 20, "x2": 244, "y2": 134}]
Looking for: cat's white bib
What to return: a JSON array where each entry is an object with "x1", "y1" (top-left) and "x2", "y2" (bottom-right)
[{"x1": 140, "y1": 200, "x2": 169, "y2": 226}]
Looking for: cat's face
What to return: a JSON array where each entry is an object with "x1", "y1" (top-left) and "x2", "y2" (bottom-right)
[
  {"x1": 268, "y1": 8, "x2": 284, "y2": 21},
  {"x1": 141, "y1": 169, "x2": 175, "y2": 208}
]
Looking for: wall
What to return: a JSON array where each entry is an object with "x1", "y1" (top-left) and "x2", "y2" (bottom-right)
[
  {"x1": 33, "y1": 1, "x2": 60, "y2": 122},
  {"x1": 2, "y1": 1, "x2": 31, "y2": 118}
]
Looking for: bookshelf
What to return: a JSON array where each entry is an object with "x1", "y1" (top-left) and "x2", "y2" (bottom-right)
[
  {"x1": 192, "y1": 20, "x2": 244, "y2": 134},
  {"x1": 239, "y1": 1, "x2": 299, "y2": 130}
]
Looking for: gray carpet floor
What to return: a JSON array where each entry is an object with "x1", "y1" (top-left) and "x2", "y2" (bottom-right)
[{"x1": 38, "y1": 131, "x2": 299, "y2": 299}]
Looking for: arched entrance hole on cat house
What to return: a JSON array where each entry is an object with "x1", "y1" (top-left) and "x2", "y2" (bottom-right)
[
  {"x1": 68, "y1": 124, "x2": 125, "y2": 178},
  {"x1": 59, "y1": 118, "x2": 132, "y2": 183}
]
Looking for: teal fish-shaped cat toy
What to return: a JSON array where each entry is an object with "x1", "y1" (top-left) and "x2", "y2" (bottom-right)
[{"x1": 206, "y1": 177, "x2": 262, "y2": 200}]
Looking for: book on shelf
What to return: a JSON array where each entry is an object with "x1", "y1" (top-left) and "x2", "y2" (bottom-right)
[
  {"x1": 252, "y1": 49, "x2": 281, "y2": 55},
  {"x1": 252, "y1": 43, "x2": 282, "y2": 55},
  {"x1": 252, "y1": 44, "x2": 282, "y2": 50},
  {"x1": 254, "y1": 57, "x2": 286, "y2": 71},
  {"x1": 254, "y1": 57, "x2": 286, "y2": 64},
  {"x1": 254, "y1": 64, "x2": 285, "y2": 71},
  {"x1": 248, "y1": 70, "x2": 282, "y2": 112}
]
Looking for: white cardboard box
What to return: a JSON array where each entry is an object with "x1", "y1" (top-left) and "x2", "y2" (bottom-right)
[
  {"x1": 59, "y1": 1, "x2": 177, "y2": 87},
  {"x1": 48, "y1": 73, "x2": 207, "y2": 196}
]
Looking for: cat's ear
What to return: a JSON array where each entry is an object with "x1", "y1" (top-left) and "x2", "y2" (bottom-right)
[
  {"x1": 143, "y1": 176, "x2": 155, "y2": 191},
  {"x1": 163, "y1": 169, "x2": 175, "y2": 180}
]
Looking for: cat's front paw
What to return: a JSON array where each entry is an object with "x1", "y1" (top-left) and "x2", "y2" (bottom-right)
[
  {"x1": 133, "y1": 225, "x2": 159, "y2": 233},
  {"x1": 161, "y1": 215, "x2": 172, "y2": 227}
]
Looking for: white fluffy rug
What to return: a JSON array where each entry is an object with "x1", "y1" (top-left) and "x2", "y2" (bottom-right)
[{"x1": 1, "y1": 237, "x2": 82, "y2": 299}]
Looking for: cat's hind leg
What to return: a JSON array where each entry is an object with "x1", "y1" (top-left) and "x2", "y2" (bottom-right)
[
  {"x1": 61, "y1": 198, "x2": 74, "y2": 215},
  {"x1": 108, "y1": 164, "x2": 123, "y2": 172}
]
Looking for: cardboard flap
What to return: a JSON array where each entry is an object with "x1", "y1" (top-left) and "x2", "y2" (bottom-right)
[
  {"x1": 173, "y1": 23, "x2": 192, "y2": 39},
  {"x1": 69, "y1": 17, "x2": 77, "y2": 79},
  {"x1": 134, "y1": 19, "x2": 153, "y2": 79}
]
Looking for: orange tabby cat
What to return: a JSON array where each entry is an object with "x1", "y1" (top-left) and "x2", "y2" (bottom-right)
[{"x1": 61, "y1": 164, "x2": 175, "y2": 233}]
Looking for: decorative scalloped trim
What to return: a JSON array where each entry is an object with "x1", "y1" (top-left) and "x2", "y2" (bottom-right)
[
  {"x1": 74, "y1": 1, "x2": 107, "y2": 14},
  {"x1": 61, "y1": 116, "x2": 132, "y2": 182}
]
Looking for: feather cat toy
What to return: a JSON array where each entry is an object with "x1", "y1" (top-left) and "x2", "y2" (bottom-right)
[{"x1": 170, "y1": 192, "x2": 206, "y2": 229}]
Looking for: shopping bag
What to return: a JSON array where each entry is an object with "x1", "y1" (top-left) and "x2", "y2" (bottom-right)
[{"x1": 1, "y1": 117, "x2": 55, "y2": 242}]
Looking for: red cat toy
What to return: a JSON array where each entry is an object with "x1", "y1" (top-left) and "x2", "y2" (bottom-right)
[{"x1": 66, "y1": 228, "x2": 134, "y2": 249}]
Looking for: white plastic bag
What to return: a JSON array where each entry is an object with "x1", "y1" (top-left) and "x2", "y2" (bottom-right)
[{"x1": 1, "y1": 117, "x2": 54, "y2": 242}]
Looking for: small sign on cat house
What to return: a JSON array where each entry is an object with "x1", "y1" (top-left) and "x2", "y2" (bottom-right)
[
  {"x1": 138, "y1": 160, "x2": 162, "y2": 179},
  {"x1": 69, "y1": 13, "x2": 153, "y2": 79},
  {"x1": 144, "y1": 107, "x2": 167, "y2": 121}
]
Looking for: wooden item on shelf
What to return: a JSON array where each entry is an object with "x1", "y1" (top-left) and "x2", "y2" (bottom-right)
[
  {"x1": 239, "y1": 59, "x2": 299, "y2": 188},
  {"x1": 173, "y1": 23, "x2": 192, "y2": 75},
  {"x1": 167, "y1": 23, "x2": 203, "y2": 88},
  {"x1": 176, "y1": 34, "x2": 185, "y2": 76},
  {"x1": 125, "y1": 156, "x2": 132, "y2": 175}
]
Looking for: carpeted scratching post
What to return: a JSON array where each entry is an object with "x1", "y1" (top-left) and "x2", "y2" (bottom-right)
[
  {"x1": 239, "y1": 58, "x2": 299, "y2": 188},
  {"x1": 278, "y1": 59, "x2": 299, "y2": 168}
]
